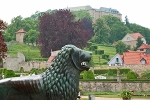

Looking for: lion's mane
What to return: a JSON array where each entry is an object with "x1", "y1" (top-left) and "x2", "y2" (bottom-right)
[{"x1": 42, "y1": 45, "x2": 79, "y2": 100}]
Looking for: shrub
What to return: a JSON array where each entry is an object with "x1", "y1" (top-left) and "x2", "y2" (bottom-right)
[
  {"x1": 83, "y1": 70, "x2": 94, "y2": 79},
  {"x1": 90, "y1": 45, "x2": 97, "y2": 51},
  {"x1": 127, "y1": 71, "x2": 138, "y2": 79},
  {"x1": 120, "y1": 68, "x2": 131, "y2": 75},
  {"x1": 108, "y1": 69, "x2": 117, "y2": 76},
  {"x1": 94, "y1": 69, "x2": 108, "y2": 75},
  {"x1": 141, "y1": 71, "x2": 150, "y2": 79},
  {"x1": 120, "y1": 90, "x2": 132, "y2": 100},
  {"x1": 97, "y1": 50, "x2": 104, "y2": 55},
  {"x1": 4, "y1": 70, "x2": 15, "y2": 78},
  {"x1": 19, "y1": 67, "x2": 24, "y2": 73}
]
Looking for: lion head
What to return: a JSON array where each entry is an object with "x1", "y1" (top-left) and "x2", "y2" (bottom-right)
[{"x1": 55, "y1": 44, "x2": 92, "y2": 71}]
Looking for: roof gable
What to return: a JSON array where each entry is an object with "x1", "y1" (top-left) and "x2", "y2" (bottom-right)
[
  {"x1": 16, "y1": 29, "x2": 26, "y2": 33},
  {"x1": 138, "y1": 44, "x2": 150, "y2": 49},
  {"x1": 122, "y1": 33, "x2": 135, "y2": 41},
  {"x1": 108, "y1": 54, "x2": 123, "y2": 65},
  {"x1": 129, "y1": 33, "x2": 144, "y2": 39}
]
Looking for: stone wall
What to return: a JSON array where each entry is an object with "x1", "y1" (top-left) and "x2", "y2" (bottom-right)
[
  {"x1": 3, "y1": 52, "x2": 51, "y2": 71},
  {"x1": 80, "y1": 81, "x2": 150, "y2": 92}
]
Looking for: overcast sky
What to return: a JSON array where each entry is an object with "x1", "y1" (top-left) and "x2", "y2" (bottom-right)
[{"x1": 0, "y1": 0, "x2": 149, "y2": 28}]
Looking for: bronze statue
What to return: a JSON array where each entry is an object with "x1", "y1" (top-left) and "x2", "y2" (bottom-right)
[{"x1": 0, "y1": 44, "x2": 92, "y2": 100}]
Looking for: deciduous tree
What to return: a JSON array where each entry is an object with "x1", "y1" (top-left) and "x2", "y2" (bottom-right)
[
  {"x1": 0, "y1": 20, "x2": 7, "y2": 67},
  {"x1": 38, "y1": 9, "x2": 92, "y2": 57}
]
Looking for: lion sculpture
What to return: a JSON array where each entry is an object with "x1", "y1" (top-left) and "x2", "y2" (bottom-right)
[{"x1": 0, "y1": 44, "x2": 92, "y2": 100}]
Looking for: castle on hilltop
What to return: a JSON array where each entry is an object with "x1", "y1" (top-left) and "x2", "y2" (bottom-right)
[{"x1": 68, "y1": 5, "x2": 122, "y2": 22}]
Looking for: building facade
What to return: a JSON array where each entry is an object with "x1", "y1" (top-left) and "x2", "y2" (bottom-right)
[
  {"x1": 15, "y1": 29, "x2": 26, "y2": 44},
  {"x1": 122, "y1": 33, "x2": 146, "y2": 48},
  {"x1": 68, "y1": 5, "x2": 122, "y2": 22}
]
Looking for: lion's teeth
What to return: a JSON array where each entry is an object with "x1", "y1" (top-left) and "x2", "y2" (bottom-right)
[{"x1": 81, "y1": 62, "x2": 86, "y2": 66}]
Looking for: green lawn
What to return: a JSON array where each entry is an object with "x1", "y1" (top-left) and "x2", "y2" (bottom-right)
[
  {"x1": 7, "y1": 44, "x2": 45, "y2": 61},
  {"x1": 6, "y1": 43, "x2": 116, "y2": 64},
  {"x1": 90, "y1": 45, "x2": 116, "y2": 66}
]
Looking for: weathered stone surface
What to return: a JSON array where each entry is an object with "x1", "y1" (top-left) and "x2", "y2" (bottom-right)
[{"x1": 80, "y1": 82, "x2": 150, "y2": 92}]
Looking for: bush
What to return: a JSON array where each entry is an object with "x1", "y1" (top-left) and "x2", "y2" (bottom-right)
[
  {"x1": 102, "y1": 54, "x2": 109, "y2": 60},
  {"x1": 19, "y1": 67, "x2": 24, "y2": 73},
  {"x1": 120, "y1": 68, "x2": 131, "y2": 75},
  {"x1": 127, "y1": 71, "x2": 138, "y2": 79},
  {"x1": 108, "y1": 69, "x2": 117, "y2": 76},
  {"x1": 120, "y1": 90, "x2": 132, "y2": 100},
  {"x1": 94, "y1": 69, "x2": 108, "y2": 75},
  {"x1": 141, "y1": 71, "x2": 150, "y2": 79},
  {"x1": 4, "y1": 70, "x2": 15, "y2": 78},
  {"x1": 83, "y1": 70, "x2": 94, "y2": 79},
  {"x1": 97, "y1": 50, "x2": 104, "y2": 55},
  {"x1": 90, "y1": 45, "x2": 97, "y2": 51}
]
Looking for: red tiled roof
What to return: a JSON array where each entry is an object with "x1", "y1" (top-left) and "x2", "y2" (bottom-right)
[
  {"x1": 122, "y1": 51, "x2": 150, "y2": 65},
  {"x1": 16, "y1": 29, "x2": 26, "y2": 33},
  {"x1": 47, "y1": 56, "x2": 56, "y2": 63},
  {"x1": 138, "y1": 44, "x2": 150, "y2": 49},
  {"x1": 129, "y1": 33, "x2": 144, "y2": 39}
]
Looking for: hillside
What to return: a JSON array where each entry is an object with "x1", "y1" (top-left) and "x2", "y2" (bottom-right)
[
  {"x1": 7, "y1": 44, "x2": 46, "y2": 61},
  {"x1": 90, "y1": 45, "x2": 116, "y2": 66},
  {"x1": 6, "y1": 44, "x2": 116, "y2": 65}
]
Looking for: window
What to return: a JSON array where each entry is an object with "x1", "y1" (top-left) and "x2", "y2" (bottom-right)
[
  {"x1": 127, "y1": 37, "x2": 130, "y2": 40},
  {"x1": 140, "y1": 49, "x2": 144, "y2": 51},
  {"x1": 116, "y1": 58, "x2": 119, "y2": 62}
]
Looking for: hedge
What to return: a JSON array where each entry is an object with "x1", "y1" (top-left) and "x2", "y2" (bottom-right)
[{"x1": 94, "y1": 68, "x2": 131, "y2": 76}]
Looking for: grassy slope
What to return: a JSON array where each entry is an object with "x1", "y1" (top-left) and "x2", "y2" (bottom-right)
[
  {"x1": 91, "y1": 45, "x2": 116, "y2": 66},
  {"x1": 7, "y1": 44, "x2": 42, "y2": 60},
  {"x1": 7, "y1": 44, "x2": 116, "y2": 65}
]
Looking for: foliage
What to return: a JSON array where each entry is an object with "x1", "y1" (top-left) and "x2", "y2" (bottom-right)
[
  {"x1": 90, "y1": 45, "x2": 97, "y2": 51},
  {"x1": 71, "y1": 10, "x2": 92, "y2": 21},
  {"x1": 38, "y1": 9, "x2": 92, "y2": 57},
  {"x1": 120, "y1": 90, "x2": 132, "y2": 100},
  {"x1": 19, "y1": 67, "x2": 24, "y2": 73},
  {"x1": 127, "y1": 71, "x2": 138, "y2": 79},
  {"x1": 81, "y1": 18, "x2": 93, "y2": 37},
  {"x1": 91, "y1": 17, "x2": 110, "y2": 44},
  {"x1": 24, "y1": 29, "x2": 39, "y2": 45},
  {"x1": 128, "y1": 23, "x2": 150, "y2": 44},
  {"x1": 114, "y1": 40, "x2": 127, "y2": 54},
  {"x1": 102, "y1": 54, "x2": 109, "y2": 60},
  {"x1": 7, "y1": 44, "x2": 43, "y2": 61},
  {"x1": 94, "y1": 68, "x2": 131, "y2": 76},
  {"x1": 4, "y1": 16, "x2": 39, "y2": 42},
  {"x1": 0, "y1": 20, "x2": 7, "y2": 59},
  {"x1": 135, "y1": 37, "x2": 143, "y2": 50},
  {"x1": 83, "y1": 70, "x2": 95, "y2": 79},
  {"x1": 4, "y1": 70, "x2": 15, "y2": 78},
  {"x1": 141, "y1": 71, "x2": 150, "y2": 79},
  {"x1": 102, "y1": 15, "x2": 131, "y2": 44}
]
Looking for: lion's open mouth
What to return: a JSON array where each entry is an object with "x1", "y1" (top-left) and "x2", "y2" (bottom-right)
[{"x1": 81, "y1": 62, "x2": 90, "y2": 70}]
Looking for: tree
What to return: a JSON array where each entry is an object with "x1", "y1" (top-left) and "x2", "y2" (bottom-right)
[
  {"x1": 38, "y1": 9, "x2": 92, "y2": 57},
  {"x1": 115, "y1": 40, "x2": 127, "y2": 54},
  {"x1": 81, "y1": 18, "x2": 93, "y2": 39},
  {"x1": 24, "y1": 29, "x2": 39, "y2": 45},
  {"x1": 102, "y1": 15, "x2": 131, "y2": 43},
  {"x1": 124, "y1": 15, "x2": 130, "y2": 28},
  {"x1": 90, "y1": 18, "x2": 110, "y2": 44},
  {"x1": 4, "y1": 16, "x2": 39, "y2": 42},
  {"x1": 71, "y1": 10, "x2": 92, "y2": 21},
  {"x1": 0, "y1": 20, "x2": 7, "y2": 68},
  {"x1": 135, "y1": 37, "x2": 143, "y2": 50}
]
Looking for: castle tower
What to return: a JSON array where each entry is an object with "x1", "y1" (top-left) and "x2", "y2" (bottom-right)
[{"x1": 15, "y1": 29, "x2": 26, "y2": 44}]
